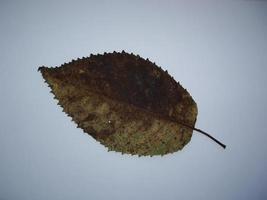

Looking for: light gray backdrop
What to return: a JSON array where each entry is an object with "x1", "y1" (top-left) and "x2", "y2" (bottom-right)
[{"x1": 1, "y1": 0, "x2": 267, "y2": 199}]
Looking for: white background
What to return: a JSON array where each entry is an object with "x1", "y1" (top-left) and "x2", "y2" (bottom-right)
[{"x1": 1, "y1": 0, "x2": 267, "y2": 199}]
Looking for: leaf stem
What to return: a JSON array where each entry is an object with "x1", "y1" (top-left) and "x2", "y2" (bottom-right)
[
  {"x1": 179, "y1": 122, "x2": 226, "y2": 149},
  {"x1": 193, "y1": 127, "x2": 226, "y2": 149}
]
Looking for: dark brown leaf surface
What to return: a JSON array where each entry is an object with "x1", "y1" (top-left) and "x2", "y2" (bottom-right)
[{"x1": 38, "y1": 51, "x2": 198, "y2": 156}]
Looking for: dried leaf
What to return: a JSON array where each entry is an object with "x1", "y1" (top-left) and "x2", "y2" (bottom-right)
[{"x1": 38, "y1": 51, "x2": 225, "y2": 156}]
